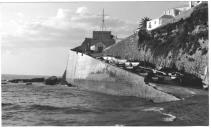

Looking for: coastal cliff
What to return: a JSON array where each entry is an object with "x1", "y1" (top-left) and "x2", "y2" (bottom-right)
[{"x1": 104, "y1": 3, "x2": 208, "y2": 87}]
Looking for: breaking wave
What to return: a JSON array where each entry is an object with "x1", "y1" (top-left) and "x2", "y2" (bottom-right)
[
  {"x1": 143, "y1": 107, "x2": 176, "y2": 122},
  {"x1": 28, "y1": 104, "x2": 102, "y2": 114}
]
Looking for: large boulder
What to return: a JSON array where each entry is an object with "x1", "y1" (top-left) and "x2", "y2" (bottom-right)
[{"x1": 45, "y1": 76, "x2": 58, "y2": 85}]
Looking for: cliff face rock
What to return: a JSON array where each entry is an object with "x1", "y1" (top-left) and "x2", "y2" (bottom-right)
[{"x1": 104, "y1": 3, "x2": 208, "y2": 84}]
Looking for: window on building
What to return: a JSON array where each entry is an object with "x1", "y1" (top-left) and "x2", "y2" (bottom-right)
[
  {"x1": 154, "y1": 21, "x2": 156, "y2": 24},
  {"x1": 149, "y1": 22, "x2": 151, "y2": 28}
]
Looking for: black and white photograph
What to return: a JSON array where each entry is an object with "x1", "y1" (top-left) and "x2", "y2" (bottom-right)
[{"x1": 1, "y1": 0, "x2": 209, "y2": 126}]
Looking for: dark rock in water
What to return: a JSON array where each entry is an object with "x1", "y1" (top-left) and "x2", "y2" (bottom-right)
[
  {"x1": 65, "y1": 83, "x2": 75, "y2": 87},
  {"x1": 25, "y1": 82, "x2": 32, "y2": 85},
  {"x1": 57, "y1": 77, "x2": 62, "y2": 83},
  {"x1": 8, "y1": 79, "x2": 19, "y2": 83},
  {"x1": 29, "y1": 78, "x2": 45, "y2": 82},
  {"x1": 1, "y1": 80, "x2": 8, "y2": 84},
  {"x1": 66, "y1": 83, "x2": 73, "y2": 87},
  {"x1": 45, "y1": 76, "x2": 58, "y2": 85},
  {"x1": 8, "y1": 78, "x2": 44, "y2": 83}
]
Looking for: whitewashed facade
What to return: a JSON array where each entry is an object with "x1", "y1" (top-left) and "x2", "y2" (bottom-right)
[
  {"x1": 146, "y1": 19, "x2": 160, "y2": 31},
  {"x1": 146, "y1": 1, "x2": 204, "y2": 31}
]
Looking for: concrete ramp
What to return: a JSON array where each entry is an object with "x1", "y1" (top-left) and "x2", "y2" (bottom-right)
[{"x1": 66, "y1": 50, "x2": 180, "y2": 103}]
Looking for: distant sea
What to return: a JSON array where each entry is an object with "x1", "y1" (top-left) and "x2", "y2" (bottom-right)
[{"x1": 1, "y1": 74, "x2": 208, "y2": 126}]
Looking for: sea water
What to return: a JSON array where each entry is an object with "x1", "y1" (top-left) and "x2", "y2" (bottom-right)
[{"x1": 1, "y1": 74, "x2": 206, "y2": 126}]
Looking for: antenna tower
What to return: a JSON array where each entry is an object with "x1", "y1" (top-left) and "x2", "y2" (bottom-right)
[{"x1": 101, "y1": 9, "x2": 106, "y2": 31}]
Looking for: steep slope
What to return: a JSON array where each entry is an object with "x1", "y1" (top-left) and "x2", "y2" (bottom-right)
[{"x1": 104, "y1": 3, "x2": 208, "y2": 87}]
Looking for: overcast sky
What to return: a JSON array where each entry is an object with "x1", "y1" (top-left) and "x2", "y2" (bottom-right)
[{"x1": 1, "y1": 1, "x2": 187, "y2": 76}]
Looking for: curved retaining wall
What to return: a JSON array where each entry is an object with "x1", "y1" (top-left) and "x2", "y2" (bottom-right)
[{"x1": 66, "y1": 50, "x2": 180, "y2": 103}]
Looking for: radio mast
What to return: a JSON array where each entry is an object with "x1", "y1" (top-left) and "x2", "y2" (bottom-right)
[{"x1": 101, "y1": 9, "x2": 106, "y2": 32}]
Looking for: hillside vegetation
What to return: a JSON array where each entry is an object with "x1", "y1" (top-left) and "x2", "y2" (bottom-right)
[{"x1": 104, "y1": 3, "x2": 208, "y2": 87}]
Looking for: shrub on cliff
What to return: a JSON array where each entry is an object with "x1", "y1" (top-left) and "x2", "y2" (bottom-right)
[
  {"x1": 138, "y1": 29, "x2": 151, "y2": 45},
  {"x1": 191, "y1": 2, "x2": 208, "y2": 26},
  {"x1": 139, "y1": 17, "x2": 151, "y2": 30}
]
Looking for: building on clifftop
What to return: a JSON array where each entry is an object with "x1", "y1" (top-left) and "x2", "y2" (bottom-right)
[
  {"x1": 146, "y1": 1, "x2": 204, "y2": 31},
  {"x1": 72, "y1": 9, "x2": 115, "y2": 53}
]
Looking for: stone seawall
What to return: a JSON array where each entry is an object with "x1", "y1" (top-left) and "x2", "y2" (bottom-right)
[{"x1": 66, "y1": 50, "x2": 180, "y2": 103}]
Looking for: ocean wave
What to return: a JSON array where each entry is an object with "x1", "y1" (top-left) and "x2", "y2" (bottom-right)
[
  {"x1": 29, "y1": 104, "x2": 63, "y2": 111},
  {"x1": 2, "y1": 103, "x2": 23, "y2": 111},
  {"x1": 2, "y1": 103, "x2": 22, "y2": 109},
  {"x1": 162, "y1": 113, "x2": 176, "y2": 122},
  {"x1": 2, "y1": 103, "x2": 14, "y2": 107},
  {"x1": 63, "y1": 107, "x2": 101, "y2": 114},
  {"x1": 143, "y1": 107, "x2": 164, "y2": 112},
  {"x1": 115, "y1": 124, "x2": 125, "y2": 126},
  {"x1": 143, "y1": 107, "x2": 176, "y2": 122},
  {"x1": 28, "y1": 104, "x2": 102, "y2": 114}
]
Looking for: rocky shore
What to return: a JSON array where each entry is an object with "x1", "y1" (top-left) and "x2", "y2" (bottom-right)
[{"x1": 2, "y1": 76, "x2": 63, "y2": 86}]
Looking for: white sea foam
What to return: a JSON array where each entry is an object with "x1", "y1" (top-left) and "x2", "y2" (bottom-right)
[
  {"x1": 143, "y1": 107, "x2": 164, "y2": 112},
  {"x1": 143, "y1": 107, "x2": 176, "y2": 122},
  {"x1": 115, "y1": 124, "x2": 124, "y2": 126},
  {"x1": 190, "y1": 90, "x2": 196, "y2": 94},
  {"x1": 162, "y1": 113, "x2": 176, "y2": 122}
]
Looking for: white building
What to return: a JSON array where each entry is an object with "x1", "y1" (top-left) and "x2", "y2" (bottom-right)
[
  {"x1": 146, "y1": 1, "x2": 204, "y2": 31},
  {"x1": 146, "y1": 15, "x2": 174, "y2": 31},
  {"x1": 90, "y1": 42, "x2": 105, "y2": 52},
  {"x1": 163, "y1": 8, "x2": 181, "y2": 17},
  {"x1": 146, "y1": 19, "x2": 160, "y2": 31}
]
